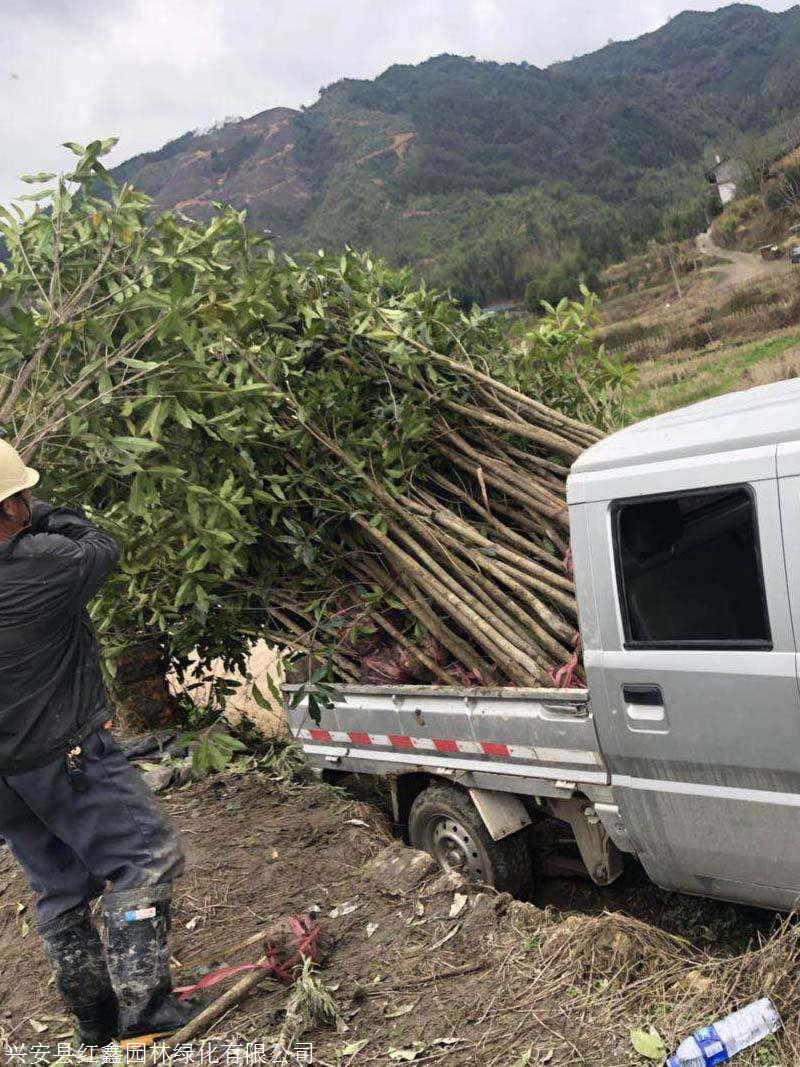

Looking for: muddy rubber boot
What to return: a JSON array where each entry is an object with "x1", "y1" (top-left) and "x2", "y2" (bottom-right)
[
  {"x1": 103, "y1": 886, "x2": 201, "y2": 1039},
  {"x1": 40, "y1": 904, "x2": 119, "y2": 1047}
]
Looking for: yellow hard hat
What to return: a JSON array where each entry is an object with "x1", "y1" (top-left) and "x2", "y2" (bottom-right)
[{"x1": 0, "y1": 439, "x2": 39, "y2": 505}]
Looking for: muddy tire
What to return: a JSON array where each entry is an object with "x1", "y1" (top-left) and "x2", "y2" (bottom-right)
[{"x1": 408, "y1": 783, "x2": 535, "y2": 898}]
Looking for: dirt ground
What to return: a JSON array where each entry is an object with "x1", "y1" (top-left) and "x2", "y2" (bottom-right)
[
  {"x1": 695, "y1": 228, "x2": 792, "y2": 292},
  {"x1": 1, "y1": 753, "x2": 799, "y2": 1066}
]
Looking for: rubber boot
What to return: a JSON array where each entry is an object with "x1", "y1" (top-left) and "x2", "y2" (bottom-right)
[
  {"x1": 102, "y1": 885, "x2": 200, "y2": 1039},
  {"x1": 39, "y1": 904, "x2": 119, "y2": 1047}
]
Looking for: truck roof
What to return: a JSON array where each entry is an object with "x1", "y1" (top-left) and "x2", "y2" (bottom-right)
[{"x1": 572, "y1": 377, "x2": 800, "y2": 475}]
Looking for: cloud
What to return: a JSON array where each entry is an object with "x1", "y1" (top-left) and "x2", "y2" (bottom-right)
[{"x1": 1, "y1": 0, "x2": 796, "y2": 205}]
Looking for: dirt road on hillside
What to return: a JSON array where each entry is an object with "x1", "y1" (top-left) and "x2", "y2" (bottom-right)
[{"x1": 695, "y1": 227, "x2": 791, "y2": 290}]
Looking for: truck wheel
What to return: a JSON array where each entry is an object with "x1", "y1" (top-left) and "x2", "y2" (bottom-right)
[{"x1": 408, "y1": 783, "x2": 534, "y2": 898}]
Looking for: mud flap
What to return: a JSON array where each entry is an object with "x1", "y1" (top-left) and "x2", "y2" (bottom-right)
[
  {"x1": 548, "y1": 797, "x2": 624, "y2": 885},
  {"x1": 469, "y1": 787, "x2": 532, "y2": 842}
]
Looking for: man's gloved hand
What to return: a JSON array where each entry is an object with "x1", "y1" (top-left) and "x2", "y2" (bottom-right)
[
  {"x1": 30, "y1": 500, "x2": 91, "y2": 540},
  {"x1": 29, "y1": 499, "x2": 56, "y2": 534}
]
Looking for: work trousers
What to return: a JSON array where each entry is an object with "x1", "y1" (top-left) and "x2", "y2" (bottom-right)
[{"x1": 0, "y1": 727, "x2": 184, "y2": 930}]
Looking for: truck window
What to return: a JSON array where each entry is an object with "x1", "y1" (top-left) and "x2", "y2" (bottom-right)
[{"x1": 613, "y1": 486, "x2": 771, "y2": 648}]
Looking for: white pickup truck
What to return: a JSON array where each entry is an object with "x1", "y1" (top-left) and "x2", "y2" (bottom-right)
[{"x1": 287, "y1": 379, "x2": 800, "y2": 911}]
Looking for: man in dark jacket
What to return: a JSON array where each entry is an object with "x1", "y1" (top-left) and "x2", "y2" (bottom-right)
[{"x1": 0, "y1": 439, "x2": 197, "y2": 1046}]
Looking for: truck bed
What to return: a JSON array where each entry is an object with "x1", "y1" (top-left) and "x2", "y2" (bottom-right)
[{"x1": 285, "y1": 684, "x2": 608, "y2": 794}]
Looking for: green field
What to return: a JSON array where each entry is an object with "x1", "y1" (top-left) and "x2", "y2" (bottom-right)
[{"x1": 626, "y1": 330, "x2": 800, "y2": 421}]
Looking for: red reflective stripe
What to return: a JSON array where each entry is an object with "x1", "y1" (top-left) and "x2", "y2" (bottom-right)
[
  {"x1": 304, "y1": 731, "x2": 514, "y2": 756},
  {"x1": 348, "y1": 731, "x2": 372, "y2": 745},
  {"x1": 481, "y1": 741, "x2": 510, "y2": 757},
  {"x1": 433, "y1": 738, "x2": 459, "y2": 753},
  {"x1": 309, "y1": 729, "x2": 332, "y2": 742}
]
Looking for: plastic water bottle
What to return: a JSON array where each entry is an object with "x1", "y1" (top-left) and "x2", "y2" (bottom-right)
[{"x1": 666, "y1": 998, "x2": 781, "y2": 1066}]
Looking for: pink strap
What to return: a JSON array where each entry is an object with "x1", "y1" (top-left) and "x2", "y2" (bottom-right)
[
  {"x1": 174, "y1": 915, "x2": 319, "y2": 1001},
  {"x1": 547, "y1": 632, "x2": 584, "y2": 689}
]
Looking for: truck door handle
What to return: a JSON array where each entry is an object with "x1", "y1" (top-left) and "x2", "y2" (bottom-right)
[{"x1": 622, "y1": 684, "x2": 663, "y2": 706}]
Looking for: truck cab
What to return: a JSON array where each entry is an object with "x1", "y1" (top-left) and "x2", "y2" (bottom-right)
[{"x1": 569, "y1": 377, "x2": 800, "y2": 910}]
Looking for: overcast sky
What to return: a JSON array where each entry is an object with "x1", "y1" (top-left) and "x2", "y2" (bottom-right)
[{"x1": 1, "y1": 0, "x2": 797, "y2": 205}]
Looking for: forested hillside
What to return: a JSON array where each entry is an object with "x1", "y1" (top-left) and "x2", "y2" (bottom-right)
[{"x1": 111, "y1": 3, "x2": 800, "y2": 303}]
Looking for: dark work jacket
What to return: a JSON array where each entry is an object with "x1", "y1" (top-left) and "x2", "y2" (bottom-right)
[{"x1": 0, "y1": 503, "x2": 120, "y2": 774}]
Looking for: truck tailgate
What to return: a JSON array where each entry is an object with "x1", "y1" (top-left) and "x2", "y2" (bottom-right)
[{"x1": 285, "y1": 685, "x2": 608, "y2": 786}]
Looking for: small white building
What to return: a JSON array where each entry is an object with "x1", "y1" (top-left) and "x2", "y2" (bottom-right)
[{"x1": 706, "y1": 155, "x2": 748, "y2": 205}]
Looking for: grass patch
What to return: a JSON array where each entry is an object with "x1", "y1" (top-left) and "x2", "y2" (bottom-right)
[{"x1": 627, "y1": 331, "x2": 800, "y2": 421}]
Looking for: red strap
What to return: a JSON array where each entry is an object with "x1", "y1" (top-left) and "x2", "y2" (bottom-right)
[
  {"x1": 174, "y1": 914, "x2": 319, "y2": 1001},
  {"x1": 564, "y1": 545, "x2": 574, "y2": 579},
  {"x1": 547, "y1": 633, "x2": 583, "y2": 689},
  {"x1": 174, "y1": 961, "x2": 273, "y2": 997}
]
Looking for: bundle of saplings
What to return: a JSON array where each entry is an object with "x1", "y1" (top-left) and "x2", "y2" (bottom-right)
[
  {"x1": 0, "y1": 141, "x2": 631, "y2": 709},
  {"x1": 243, "y1": 262, "x2": 629, "y2": 689}
]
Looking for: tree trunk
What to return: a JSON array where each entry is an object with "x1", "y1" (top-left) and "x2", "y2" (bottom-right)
[{"x1": 112, "y1": 639, "x2": 183, "y2": 729}]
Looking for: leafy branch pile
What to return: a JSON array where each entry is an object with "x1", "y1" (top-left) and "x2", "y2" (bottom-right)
[
  {"x1": 0, "y1": 142, "x2": 628, "y2": 704},
  {"x1": 250, "y1": 300, "x2": 608, "y2": 689}
]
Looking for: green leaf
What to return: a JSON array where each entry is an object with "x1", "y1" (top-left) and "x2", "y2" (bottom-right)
[
  {"x1": 214, "y1": 734, "x2": 249, "y2": 753},
  {"x1": 173, "y1": 401, "x2": 193, "y2": 429},
  {"x1": 112, "y1": 436, "x2": 164, "y2": 454},
  {"x1": 630, "y1": 1026, "x2": 666, "y2": 1062},
  {"x1": 121, "y1": 357, "x2": 161, "y2": 370},
  {"x1": 19, "y1": 172, "x2": 56, "y2": 183},
  {"x1": 15, "y1": 189, "x2": 53, "y2": 201},
  {"x1": 307, "y1": 692, "x2": 322, "y2": 725},
  {"x1": 251, "y1": 682, "x2": 273, "y2": 710},
  {"x1": 265, "y1": 673, "x2": 283, "y2": 704},
  {"x1": 191, "y1": 734, "x2": 234, "y2": 776}
]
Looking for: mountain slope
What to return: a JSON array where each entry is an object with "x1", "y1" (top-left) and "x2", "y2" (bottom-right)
[
  {"x1": 559, "y1": 4, "x2": 800, "y2": 101},
  {"x1": 112, "y1": 4, "x2": 800, "y2": 302},
  {"x1": 112, "y1": 107, "x2": 310, "y2": 236}
]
